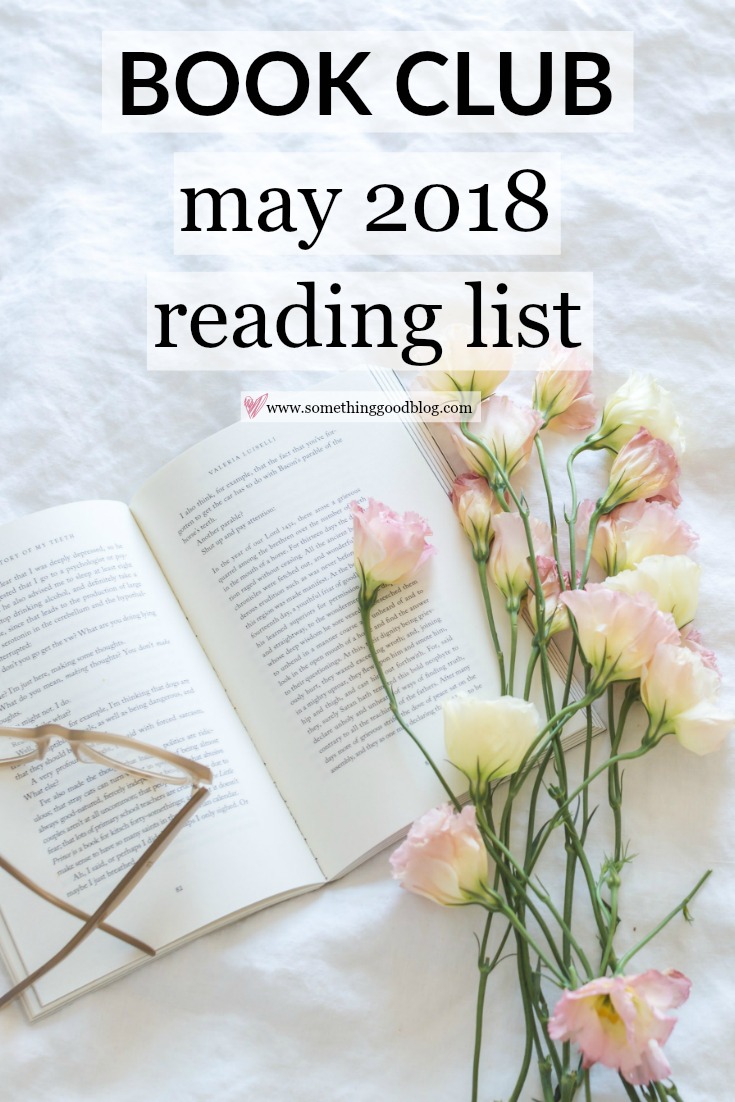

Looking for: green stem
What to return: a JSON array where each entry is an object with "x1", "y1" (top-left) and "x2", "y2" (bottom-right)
[
  {"x1": 541, "y1": 743, "x2": 653, "y2": 844},
  {"x1": 459, "y1": 420, "x2": 547, "y2": 643},
  {"x1": 599, "y1": 879, "x2": 620, "y2": 976},
  {"x1": 562, "y1": 834, "x2": 576, "y2": 972},
  {"x1": 562, "y1": 637, "x2": 578, "y2": 709},
  {"x1": 524, "y1": 777, "x2": 617, "y2": 957},
  {"x1": 496, "y1": 787, "x2": 563, "y2": 1096},
  {"x1": 508, "y1": 692, "x2": 600, "y2": 802},
  {"x1": 561, "y1": 818, "x2": 611, "y2": 952},
  {"x1": 483, "y1": 862, "x2": 570, "y2": 979},
  {"x1": 507, "y1": 940, "x2": 542, "y2": 1102},
  {"x1": 479, "y1": 812, "x2": 561, "y2": 957},
  {"x1": 486, "y1": 922, "x2": 513, "y2": 973},
  {"x1": 620, "y1": 1077, "x2": 644, "y2": 1101},
  {"x1": 535, "y1": 434, "x2": 564, "y2": 584},
  {"x1": 524, "y1": 744, "x2": 555, "y2": 866},
  {"x1": 542, "y1": 717, "x2": 576, "y2": 992},
  {"x1": 479, "y1": 895, "x2": 566, "y2": 986},
  {"x1": 508, "y1": 607, "x2": 519, "y2": 695},
  {"x1": 524, "y1": 644, "x2": 540, "y2": 702},
  {"x1": 616, "y1": 869, "x2": 713, "y2": 973},
  {"x1": 478, "y1": 561, "x2": 507, "y2": 694},
  {"x1": 490, "y1": 711, "x2": 563, "y2": 1096},
  {"x1": 608, "y1": 685, "x2": 623, "y2": 865},
  {"x1": 498, "y1": 691, "x2": 603, "y2": 956},
  {"x1": 514, "y1": 665, "x2": 596, "y2": 970},
  {"x1": 479, "y1": 824, "x2": 593, "y2": 979},
  {"x1": 565, "y1": 442, "x2": 587, "y2": 585},
  {"x1": 506, "y1": 956, "x2": 534, "y2": 1102},
  {"x1": 579, "y1": 664, "x2": 594, "y2": 845},
  {"x1": 487, "y1": 808, "x2": 549, "y2": 1102},
  {"x1": 471, "y1": 912, "x2": 492, "y2": 1102},
  {"x1": 512, "y1": 934, "x2": 563, "y2": 1099},
  {"x1": 538, "y1": 637, "x2": 557, "y2": 719},
  {"x1": 583, "y1": 1069, "x2": 592, "y2": 1102},
  {"x1": 359, "y1": 601, "x2": 461, "y2": 811},
  {"x1": 579, "y1": 504, "x2": 603, "y2": 588}
]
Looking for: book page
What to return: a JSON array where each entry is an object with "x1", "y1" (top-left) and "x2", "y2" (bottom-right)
[
  {"x1": 0, "y1": 501, "x2": 322, "y2": 1014},
  {"x1": 131, "y1": 377, "x2": 578, "y2": 879}
]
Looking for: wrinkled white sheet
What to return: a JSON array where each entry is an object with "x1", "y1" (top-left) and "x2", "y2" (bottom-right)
[{"x1": 1, "y1": 1, "x2": 734, "y2": 1099}]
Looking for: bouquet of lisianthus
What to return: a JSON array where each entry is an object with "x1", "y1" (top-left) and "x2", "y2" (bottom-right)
[{"x1": 349, "y1": 345, "x2": 732, "y2": 1102}]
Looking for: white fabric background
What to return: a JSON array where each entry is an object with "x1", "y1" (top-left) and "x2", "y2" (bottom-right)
[{"x1": 1, "y1": 1, "x2": 734, "y2": 1099}]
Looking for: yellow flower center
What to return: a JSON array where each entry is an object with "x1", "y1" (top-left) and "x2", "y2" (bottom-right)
[
  {"x1": 591, "y1": 992, "x2": 630, "y2": 1046},
  {"x1": 595, "y1": 994, "x2": 621, "y2": 1025}
]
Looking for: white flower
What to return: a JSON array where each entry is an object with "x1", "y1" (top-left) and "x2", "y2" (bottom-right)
[
  {"x1": 443, "y1": 694, "x2": 540, "y2": 790},
  {"x1": 592, "y1": 375, "x2": 685, "y2": 456},
  {"x1": 604, "y1": 555, "x2": 700, "y2": 629},
  {"x1": 416, "y1": 323, "x2": 512, "y2": 399}
]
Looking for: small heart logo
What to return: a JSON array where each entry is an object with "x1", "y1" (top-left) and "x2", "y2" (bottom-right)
[{"x1": 243, "y1": 393, "x2": 268, "y2": 419}]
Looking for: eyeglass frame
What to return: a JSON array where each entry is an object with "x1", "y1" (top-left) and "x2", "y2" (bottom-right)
[{"x1": 0, "y1": 723, "x2": 212, "y2": 1012}]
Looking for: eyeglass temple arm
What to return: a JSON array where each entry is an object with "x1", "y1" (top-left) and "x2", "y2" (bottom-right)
[
  {"x1": 0, "y1": 785, "x2": 209, "y2": 1012},
  {"x1": 0, "y1": 855, "x2": 156, "y2": 957}
]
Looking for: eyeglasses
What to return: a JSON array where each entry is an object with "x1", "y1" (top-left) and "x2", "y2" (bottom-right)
[{"x1": 0, "y1": 723, "x2": 212, "y2": 1011}]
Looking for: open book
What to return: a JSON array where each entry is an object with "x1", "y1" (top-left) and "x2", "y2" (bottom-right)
[{"x1": 0, "y1": 370, "x2": 597, "y2": 1019}]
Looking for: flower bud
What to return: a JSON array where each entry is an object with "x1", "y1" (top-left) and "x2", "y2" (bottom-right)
[
  {"x1": 450, "y1": 473, "x2": 499, "y2": 561},
  {"x1": 526, "y1": 556, "x2": 571, "y2": 638},
  {"x1": 532, "y1": 348, "x2": 597, "y2": 434},
  {"x1": 600, "y1": 429, "x2": 681, "y2": 513},
  {"x1": 488, "y1": 513, "x2": 553, "y2": 610}
]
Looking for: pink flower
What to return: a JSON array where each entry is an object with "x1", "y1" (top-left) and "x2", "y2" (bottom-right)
[
  {"x1": 526, "y1": 556, "x2": 571, "y2": 637},
  {"x1": 488, "y1": 513, "x2": 553, "y2": 610},
  {"x1": 681, "y1": 628, "x2": 720, "y2": 674},
  {"x1": 548, "y1": 970, "x2": 691, "y2": 1086},
  {"x1": 389, "y1": 804, "x2": 490, "y2": 906},
  {"x1": 641, "y1": 643, "x2": 733, "y2": 755},
  {"x1": 576, "y1": 499, "x2": 698, "y2": 575},
  {"x1": 601, "y1": 430, "x2": 681, "y2": 512},
  {"x1": 453, "y1": 395, "x2": 544, "y2": 484},
  {"x1": 350, "y1": 499, "x2": 435, "y2": 605},
  {"x1": 559, "y1": 585, "x2": 680, "y2": 690},
  {"x1": 533, "y1": 348, "x2": 597, "y2": 434},
  {"x1": 450, "y1": 473, "x2": 501, "y2": 562}
]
